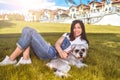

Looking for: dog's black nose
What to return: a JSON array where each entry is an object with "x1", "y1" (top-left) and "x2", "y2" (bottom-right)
[{"x1": 79, "y1": 52, "x2": 83, "y2": 57}]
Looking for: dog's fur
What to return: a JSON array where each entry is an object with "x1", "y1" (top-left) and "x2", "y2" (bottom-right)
[{"x1": 46, "y1": 44, "x2": 88, "y2": 77}]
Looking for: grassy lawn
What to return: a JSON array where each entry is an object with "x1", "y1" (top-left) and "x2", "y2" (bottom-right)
[{"x1": 0, "y1": 20, "x2": 120, "y2": 80}]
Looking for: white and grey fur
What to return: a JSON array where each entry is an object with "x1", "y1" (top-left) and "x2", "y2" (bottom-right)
[{"x1": 46, "y1": 44, "x2": 88, "y2": 77}]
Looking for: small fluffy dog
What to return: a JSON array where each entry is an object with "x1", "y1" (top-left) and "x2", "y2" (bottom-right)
[{"x1": 46, "y1": 44, "x2": 88, "y2": 77}]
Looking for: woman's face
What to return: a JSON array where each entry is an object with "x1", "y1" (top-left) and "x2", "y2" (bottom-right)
[{"x1": 73, "y1": 23, "x2": 82, "y2": 38}]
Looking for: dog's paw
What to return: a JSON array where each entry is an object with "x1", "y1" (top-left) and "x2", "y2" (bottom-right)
[
  {"x1": 46, "y1": 63, "x2": 53, "y2": 69},
  {"x1": 76, "y1": 63, "x2": 88, "y2": 68},
  {"x1": 54, "y1": 71, "x2": 70, "y2": 78},
  {"x1": 82, "y1": 64, "x2": 88, "y2": 67}
]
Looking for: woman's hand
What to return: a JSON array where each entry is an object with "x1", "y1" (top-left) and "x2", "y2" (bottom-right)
[
  {"x1": 59, "y1": 50, "x2": 68, "y2": 59},
  {"x1": 55, "y1": 36, "x2": 69, "y2": 59}
]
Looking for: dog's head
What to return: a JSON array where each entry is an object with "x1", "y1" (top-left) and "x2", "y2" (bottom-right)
[{"x1": 71, "y1": 44, "x2": 88, "y2": 59}]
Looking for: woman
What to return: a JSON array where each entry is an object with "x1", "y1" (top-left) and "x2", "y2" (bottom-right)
[{"x1": 0, "y1": 19, "x2": 89, "y2": 66}]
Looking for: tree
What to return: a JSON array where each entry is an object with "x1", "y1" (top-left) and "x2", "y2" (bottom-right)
[
  {"x1": 65, "y1": 0, "x2": 101, "y2": 5},
  {"x1": 65, "y1": 0, "x2": 89, "y2": 5},
  {"x1": 65, "y1": 0, "x2": 77, "y2": 5}
]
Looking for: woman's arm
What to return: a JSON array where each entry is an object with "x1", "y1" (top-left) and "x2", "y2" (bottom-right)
[{"x1": 55, "y1": 36, "x2": 68, "y2": 59}]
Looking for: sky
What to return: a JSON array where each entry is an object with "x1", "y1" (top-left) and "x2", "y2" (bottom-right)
[{"x1": 0, "y1": 0, "x2": 102, "y2": 10}]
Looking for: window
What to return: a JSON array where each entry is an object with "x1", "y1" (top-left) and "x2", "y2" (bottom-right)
[{"x1": 72, "y1": 9, "x2": 75, "y2": 12}]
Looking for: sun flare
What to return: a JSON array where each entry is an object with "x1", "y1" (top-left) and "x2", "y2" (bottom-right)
[{"x1": 1, "y1": 0, "x2": 55, "y2": 10}]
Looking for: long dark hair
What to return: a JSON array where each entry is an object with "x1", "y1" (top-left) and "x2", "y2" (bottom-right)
[{"x1": 69, "y1": 19, "x2": 89, "y2": 44}]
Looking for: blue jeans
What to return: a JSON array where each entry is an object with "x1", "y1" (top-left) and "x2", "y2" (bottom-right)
[{"x1": 17, "y1": 27, "x2": 57, "y2": 59}]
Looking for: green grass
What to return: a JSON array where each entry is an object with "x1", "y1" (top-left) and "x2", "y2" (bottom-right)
[
  {"x1": 0, "y1": 20, "x2": 120, "y2": 34},
  {"x1": 0, "y1": 20, "x2": 120, "y2": 80},
  {"x1": 0, "y1": 21, "x2": 70, "y2": 34}
]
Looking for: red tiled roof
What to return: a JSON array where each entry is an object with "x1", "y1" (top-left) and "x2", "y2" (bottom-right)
[{"x1": 112, "y1": 0, "x2": 120, "y2": 4}]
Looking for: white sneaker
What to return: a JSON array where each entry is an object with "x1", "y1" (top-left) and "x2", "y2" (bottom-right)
[
  {"x1": 15, "y1": 57, "x2": 32, "y2": 66},
  {"x1": 0, "y1": 56, "x2": 17, "y2": 66}
]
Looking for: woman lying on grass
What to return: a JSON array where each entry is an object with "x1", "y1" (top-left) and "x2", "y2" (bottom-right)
[{"x1": 0, "y1": 19, "x2": 89, "y2": 66}]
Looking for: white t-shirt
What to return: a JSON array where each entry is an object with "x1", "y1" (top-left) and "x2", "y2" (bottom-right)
[{"x1": 62, "y1": 33, "x2": 88, "y2": 52}]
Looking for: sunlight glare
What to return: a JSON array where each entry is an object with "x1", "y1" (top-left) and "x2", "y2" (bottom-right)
[{"x1": 18, "y1": 0, "x2": 55, "y2": 9}]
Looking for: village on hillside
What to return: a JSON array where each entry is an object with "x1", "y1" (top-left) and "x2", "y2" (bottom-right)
[{"x1": 0, "y1": 0, "x2": 120, "y2": 26}]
